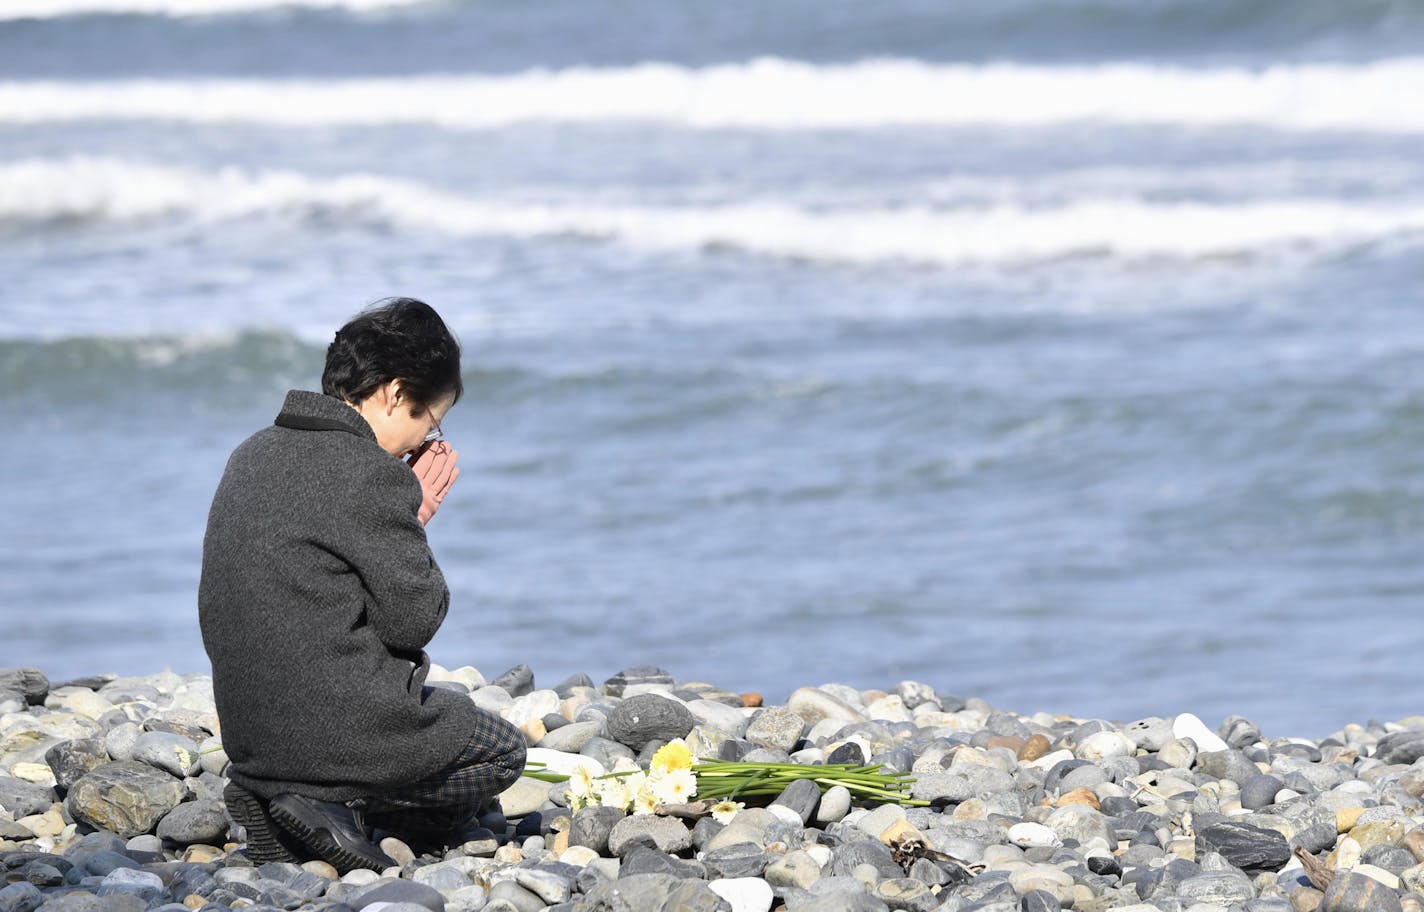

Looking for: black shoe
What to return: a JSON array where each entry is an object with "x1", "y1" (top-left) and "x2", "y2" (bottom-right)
[
  {"x1": 268, "y1": 793, "x2": 396, "y2": 874},
  {"x1": 223, "y1": 782, "x2": 305, "y2": 864}
]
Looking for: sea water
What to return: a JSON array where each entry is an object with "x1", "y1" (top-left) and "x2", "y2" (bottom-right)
[{"x1": 2, "y1": 0, "x2": 1423, "y2": 738}]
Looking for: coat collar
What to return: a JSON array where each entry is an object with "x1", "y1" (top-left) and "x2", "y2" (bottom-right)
[{"x1": 273, "y1": 390, "x2": 377, "y2": 442}]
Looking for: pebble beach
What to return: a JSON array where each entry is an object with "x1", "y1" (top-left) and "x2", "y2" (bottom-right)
[{"x1": 4, "y1": 665, "x2": 1424, "y2": 912}]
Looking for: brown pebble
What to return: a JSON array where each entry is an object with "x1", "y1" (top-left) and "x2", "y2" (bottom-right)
[
  {"x1": 1057, "y1": 788, "x2": 1101, "y2": 811},
  {"x1": 1290, "y1": 886, "x2": 1324, "y2": 912},
  {"x1": 183, "y1": 896, "x2": 207, "y2": 911},
  {"x1": 181, "y1": 845, "x2": 224, "y2": 864},
  {"x1": 1335, "y1": 807, "x2": 1365, "y2": 833},
  {"x1": 1018, "y1": 734, "x2": 1052, "y2": 762},
  {"x1": 301, "y1": 860, "x2": 339, "y2": 880},
  {"x1": 741, "y1": 693, "x2": 763, "y2": 708},
  {"x1": 1403, "y1": 827, "x2": 1424, "y2": 863},
  {"x1": 985, "y1": 735, "x2": 1026, "y2": 754}
]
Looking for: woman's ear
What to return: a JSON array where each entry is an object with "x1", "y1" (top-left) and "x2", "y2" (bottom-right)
[{"x1": 384, "y1": 379, "x2": 405, "y2": 416}]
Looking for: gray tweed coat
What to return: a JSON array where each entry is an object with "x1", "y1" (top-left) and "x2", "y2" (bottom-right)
[{"x1": 199, "y1": 390, "x2": 480, "y2": 801}]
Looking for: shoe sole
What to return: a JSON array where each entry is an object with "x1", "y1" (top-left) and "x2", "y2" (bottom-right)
[
  {"x1": 268, "y1": 796, "x2": 394, "y2": 874},
  {"x1": 223, "y1": 783, "x2": 302, "y2": 864}
]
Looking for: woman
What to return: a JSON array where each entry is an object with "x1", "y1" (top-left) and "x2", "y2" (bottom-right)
[{"x1": 199, "y1": 298, "x2": 525, "y2": 871}]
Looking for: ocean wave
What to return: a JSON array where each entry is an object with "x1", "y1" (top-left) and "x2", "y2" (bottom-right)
[
  {"x1": 0, "y1": 330, "x2": 318, "y2": 402},
  {"x1": 0, "y1": 0, "x2": 427, "y2": 20},
  {"x1": 5, "y1": 158, "x2": 1424, "y2": 265},
  {"x1": 0, "y1": 57, "x2": 1422, "y2": 132}
]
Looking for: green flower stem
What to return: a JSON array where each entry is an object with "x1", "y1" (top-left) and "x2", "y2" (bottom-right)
[{"x1": 523, "y1": 759, "x2": 927, "y2": 807}]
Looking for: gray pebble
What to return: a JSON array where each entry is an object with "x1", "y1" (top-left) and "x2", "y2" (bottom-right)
[
  {"x1": 602, "y1": 666, "x2": 676, "y2": 698},
  {"x1": 490, "y1": 664, "x2": 536, "y2": 697},
  {"x1": 156, "y1": 797, "x2": 230, "y2": 846},
  {"x1": 605, "y1": 694, "x2": 696, "y2": 751},
  {"x1": 816, "y1": 784, "x2": 853, "y2": 824},
  {"x1": 0, "y1": 667, "x2": 48, "y2": 704},
  {"x1": 536, "y1": 721, "x2": 602, "y2": 753},
  {"x1": 1241, "y1": 773, "x2": 1285, "y2": 810},
  {"x1": 44, "y1": 738, "x2": 110, "y2": 789},
  {"x1": 702, "y1": 843, "x2": 770, "y2": 879},
  {"x1": 131, "y1": 731, "x2": 202, "y2": 778},
  {"x1": 570, "y1": 805, "x2": 625, "y2": 854},
  {"x1": 746, "y1": 707, "x2": 808, "y2": 753},
  {"x1": 352, "y1": 879, "x2": 445, "y2": 911},
  {"x1": 0, "y1": 778, "x2": 55, "y2": 817},
  {"x1": 488, "y1": 880, "x2": 546, "y2": 912},
  {"x1": 608, "y1": 814, "x2": 692, "y2": 856},
  {"x1": 771, "y1": 777, "x2": 822, "y2": 825}
]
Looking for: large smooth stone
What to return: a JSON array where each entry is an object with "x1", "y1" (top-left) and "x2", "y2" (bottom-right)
[
  {"x1": 1195, "y1": 820, "x2": 1291, "y2": 874},
  {"x1": 65, "y1": 761, "x2": 188, "y2": 838},
  {"x1": 606, "y1": 694, "x2": 695, "y2": 751}
]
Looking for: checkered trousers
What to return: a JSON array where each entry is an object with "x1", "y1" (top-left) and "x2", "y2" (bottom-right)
[{"x1": 358, "y1": 706, "x2": 526, "y2": 843}]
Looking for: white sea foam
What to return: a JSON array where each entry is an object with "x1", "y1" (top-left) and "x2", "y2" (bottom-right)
[
  {"x1": 5, "y1": 158, "x2": 1424, "y2": 265},
  {"x1": 0, "y1": 0, "x2": 427, "y2": 19},
  {"x1": 2, "y1": 57, "x2": 1423, "y2": 132}
]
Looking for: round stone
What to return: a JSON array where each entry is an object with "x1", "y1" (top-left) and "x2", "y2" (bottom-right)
[{"x1": 606, "y1": 695, "x2": 696, "y2": 751}]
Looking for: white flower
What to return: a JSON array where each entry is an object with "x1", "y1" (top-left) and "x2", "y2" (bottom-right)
[
  {"x1": 596, "y1": 775, "x2": 633, "y2": 812},
  {"x1": 711, "y1": 800, "x2": 743, "y2": 825},
  {"x1": 651, "y1": 768, "x2": 697, "y2": 805},
  {"x1": 564, "y1": 764, "x2": 596, "y2": 812},
  {"x1": 632, "y1": 776, "x2": 661, "y2": 816}
]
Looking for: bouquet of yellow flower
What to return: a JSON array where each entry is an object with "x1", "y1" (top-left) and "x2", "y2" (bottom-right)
[{"x1": 528, "y1": 738, "x2": 923, "y2": 822}]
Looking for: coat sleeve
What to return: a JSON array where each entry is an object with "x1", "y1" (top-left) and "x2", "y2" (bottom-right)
[{"x1": 341, "y1": 456, "x2": 451, "y2": 653}]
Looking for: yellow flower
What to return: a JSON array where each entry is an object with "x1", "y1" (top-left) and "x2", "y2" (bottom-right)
[
  {"x1": 711, "y1": 800, "x2": 743, "y2": 825},
  {"x1": 651, "y1": 739, "x2": 694, "y2": 774}
]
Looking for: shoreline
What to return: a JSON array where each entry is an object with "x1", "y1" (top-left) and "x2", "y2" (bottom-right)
[{"x1": 3, "y1": 663, "x2": 1423, "y2": 911}]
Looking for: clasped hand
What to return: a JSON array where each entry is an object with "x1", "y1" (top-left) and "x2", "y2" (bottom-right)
[{"x1": 407, "y1": 441, "x2": 459, "y2": 526}]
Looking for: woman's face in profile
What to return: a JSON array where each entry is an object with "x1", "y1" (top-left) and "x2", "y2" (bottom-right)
[{"x1": 356, "y1": 381, "x2": 455, "y2": 459}]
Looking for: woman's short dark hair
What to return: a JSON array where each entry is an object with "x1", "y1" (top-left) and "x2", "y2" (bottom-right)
[{"x1": 322, "y1": 298, "x2": 462, "y2": 411}]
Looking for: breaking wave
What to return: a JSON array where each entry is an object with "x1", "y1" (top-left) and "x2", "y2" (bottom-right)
[
  {"x1": 1, "y1": 57, "x2": 1423, "y2": 132},
  {"x1": 6, "y1": 158, "x2": 1424, "y2": 265}
]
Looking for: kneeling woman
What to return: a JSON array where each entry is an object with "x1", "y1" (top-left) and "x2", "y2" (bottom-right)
[{"x1": 199, "y1": 298, "x2": 525, "y2": 870}]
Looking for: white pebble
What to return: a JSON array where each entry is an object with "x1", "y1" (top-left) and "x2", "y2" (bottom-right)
[
  {"x1": 1008, "y1": 821, "x2": 1061, "y2": 848},
  {"x1": 708, "y1": 877, "x2": 774, "y2": 912},
  {"x1": 1076, "y1": 731, "x2": 1135, "y2": 761},
  {"x1": 1171, "y1": 713, "x2": 1228, "y2": 753}
]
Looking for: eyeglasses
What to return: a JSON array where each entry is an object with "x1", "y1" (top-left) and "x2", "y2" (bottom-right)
[{"x1": 423, "y1": 411, "x2": 444, "y2": 444}]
